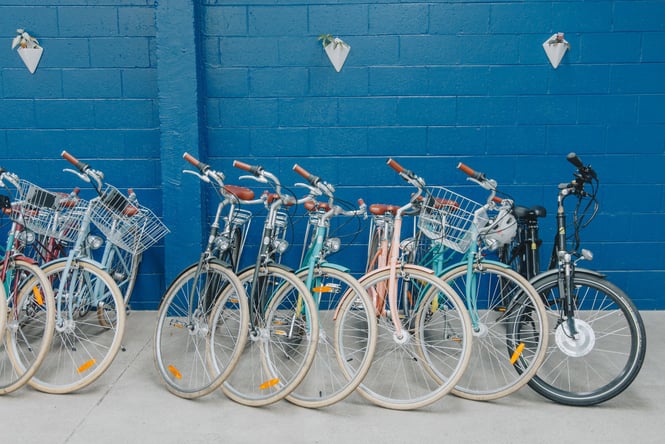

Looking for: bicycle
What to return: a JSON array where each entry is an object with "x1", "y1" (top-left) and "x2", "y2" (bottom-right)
[
  {"x1": 219, "y1": 160, "x2": 319, "y2": 407},
  {"x1": 418, "y1": 162, "x2": 548, "y2": 400},
  {"x1": 0, "y1": 169, "x2": 56, "y2": 394},
  {"x1": 25, "y1": 151, "x2": 139, "y2": 393},
  {"x1": 153, "y1": 153, "x2": 250, "y2": 399},
  {"x1": 285, "y1": 163, "x2": 376, "y2": 408},
  {"x1": 500, "y1": 152, "x2": 646, "y2": 406},
  {"x1": 354, "y1": 158, "x2": 473, "y2": 410}
]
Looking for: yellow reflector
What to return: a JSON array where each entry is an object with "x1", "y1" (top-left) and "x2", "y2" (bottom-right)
[
  {"x1": 259, "y1": 378, "x2": 279, "y2": 390},
  {"x1": 312, "y1": 286, "x2": 333, "y2": 293},
  {"x1": 168, "y1": 365, "x2": 182, "y2": 379},
  {"x1": 77, "y1": 359, "x2": 96, "y2": 374},
  {"x1": 33, "y1": 286, "x2": 44, "y2": 306},
  {"x1": 510, "y1": 343, "x2": 526, "y2": 365},
  {"x1": 273, "y1": 330, "x2": 287, "y2": 336}
]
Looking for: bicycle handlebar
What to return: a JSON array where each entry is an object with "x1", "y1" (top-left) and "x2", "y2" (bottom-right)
[
  {"x1": 292, "y1": 164, "x2": 320, "y2": 187},
  {"x1": 61, "y1": 150, "x2": 104, "y2": 192},
  {"x1": 183, "y1": 152, "x2": 211, "y2": 174},
  {"x1": 457, "y1": 162, "x2": 486, "y2": 181},
  {"x1": 233, "y1": 160, "x2": 263, "y2": 177}
]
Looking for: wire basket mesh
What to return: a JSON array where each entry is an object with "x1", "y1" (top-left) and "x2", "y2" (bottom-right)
[
  {"x1": 90, "y1": 185, "x2": 169, "y2": 255},
  {"x1": 418, "y1": 186, "x2": 483, "y2": 253},
  {"x1": 12, "y1": 179, "x2": 88, "y2": 243}
]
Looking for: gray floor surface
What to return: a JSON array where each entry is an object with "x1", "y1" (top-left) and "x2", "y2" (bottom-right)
[{"x1": 1, "y1": 310, "x2": 663, "y2": 444}]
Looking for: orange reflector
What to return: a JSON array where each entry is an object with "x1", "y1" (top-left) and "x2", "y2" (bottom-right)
[
  {"x1": 451, "y1": 337, "x2": 462, "y2": 343},
  {"x1": 312, "y1": 286, "x2": 333, "y2": 293},
  {"x1": 273, "y1": 330, "x2": 286, "y2": 336},
  {"x1": 259, "y1": 378, "x2": 279, "y2": 390},
  {"x1": 77, "y1": 359, "x2": 96, "y2": 374},
  {"x1": 229, "y1": 298, "x2": 239, "y2": 304},
  {"x1": 168, "y1": 365, "x2": 182, "y2": 379},
  {"x1": 33, "y1": 286, "x2": 44, "y2": 306},
  {"x1": 510, "y1": 343, "x2": 526, "y2": 365}
]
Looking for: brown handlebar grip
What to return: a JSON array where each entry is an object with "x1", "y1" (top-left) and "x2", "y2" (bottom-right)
[
  {"x1": 293, "y1": 164, "x2": 310, "y2": 179},
  {"x1": 183, "y1": 152, "x2": 198, "y2": 166},
  {"x1": 61, "y1": 150, "x2": 79, "y2": 166},
  {"x1": 492, "y1": 196, "x2": 504, "y2": 204},
  {"x1": 386, "y1": 158, "x2": 405, "y2": 173},
  {"x1": 457, "y1": 162, "x2": 476, "y2": 177},
  {"x1": 233, "y1": 160, "x2": 252, "y2": 172},
  {"x1": 61, "y1": 150, "x2": 89, "y2": 172}
]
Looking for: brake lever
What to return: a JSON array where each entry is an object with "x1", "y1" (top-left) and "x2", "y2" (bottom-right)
[
  {"x1": 240, "y1": 174, "x2": 268, "y2": 184},
  {"x1": 183, "y1": 169, "x2": 210, "y2": 183},
  {"x1": 295, "y1": 182, "x2": 322, "y2": 196},
  {"x1": 63, "y1": 168, "x2": 92, "y2": 183}
]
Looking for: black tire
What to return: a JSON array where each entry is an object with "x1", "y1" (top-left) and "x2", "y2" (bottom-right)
[{"x1": 525, "y1": 270, "x2": 646, "y2": 406}]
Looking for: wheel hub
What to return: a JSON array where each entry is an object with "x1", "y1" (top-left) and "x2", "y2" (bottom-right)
[
  {"x1": 472, "y1": 322, "x2": 489, "y2": 338},
  {"x1": 555, "y1": 318, "x2": 595, "y2": 357}
]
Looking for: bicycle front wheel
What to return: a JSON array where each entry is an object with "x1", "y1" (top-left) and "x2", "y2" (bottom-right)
[
  {"x1": 222, "y1": 265, "x2": 319, "y2": 407},
  {"x1": 154, "y1": 261, "x2": 248, "y2": 399},
  {"x1": 526, "y1": 270, "x2": 646, "y2": 406},
  {"x1": 357, "y1": 266, "x2": 472, "y2": 410},
  {"x1": 440, "y1": 262, "x2": 548, "y2": 401},
  {"x1": 1, "y1": 260, "x2": 56, "y2": 395},
  {"x1": 286, "y1": 266, "x2": 377, "y2": 408},
  {"x1": 30, "y1": 260, "x2": 126, "y2": 394}
]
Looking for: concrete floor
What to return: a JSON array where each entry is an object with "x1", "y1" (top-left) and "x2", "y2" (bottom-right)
[{"x1": 1, "y1": 310, "x2": 663, "y2": 444}]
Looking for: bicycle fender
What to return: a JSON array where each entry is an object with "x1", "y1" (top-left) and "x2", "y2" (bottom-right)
[
  {"x1": 529, "y1": 267, "x2": 607, "y2": 285},
  {"x1": 435, "y1": 259, "x2": 511, "y2": 278},
  {"x1": 296, "y1": 262, "x2": 350, "y2": 274},
  {"x1": 357, "y1": 264, "x2": 435, "y2": 284},
  {"x1": 237, "y1": 262, "x2": 296, "y2": 275},
  {"x1": 41, "y1": 256, "x2": 104, "y2": 269}
]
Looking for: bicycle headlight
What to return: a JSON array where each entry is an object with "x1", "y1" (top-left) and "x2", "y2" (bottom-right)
[
  {"x1": 16, "y1": 230, "x2": 36, "y2": 245},
  {"x1": 273, "y1": 238, "x2": 289, "y2": 254},
  {"x1": 324, "y1": 237, "x2": 341, "y2": 254},
  {"x1": 400, "y1": 237, "x2": 417, "y2": 254},
  {"x1": 215, "y1": 234, "x2": 230, "y2": 252},
  {"x1": 86, "y1": 234, "x2": 104, "y2": 250}
]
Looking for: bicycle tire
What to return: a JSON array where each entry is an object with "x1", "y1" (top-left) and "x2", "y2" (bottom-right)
[
  {"x1": 29, "y1": 260, "x2": 126, "y2": 394},
  {"x1": 154, "y1": 261, "x2": 249, "y2": 399},
  {"x1": 1, "y1": 259, "x2": 56, "y2": 395},
  {"x1": 524, "y1": 270, "x2": 646, "y2": 406},
  {"x1": 439, "y1": 262, "x2": 549, "y2": 401},
  {"x1": 286, "y1": 266, "x2": 377, "y2": 408},
  {"x1": 357, "y1": 266, "x2": 472, "y2": 410},
  {"x1": 222, "y1": 265, "x2": 319, "y2": 407}
]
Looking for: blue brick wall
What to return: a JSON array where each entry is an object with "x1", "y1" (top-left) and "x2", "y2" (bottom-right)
[{"x1": 1, "y1": 1, "x2": 664, "y2": 310}]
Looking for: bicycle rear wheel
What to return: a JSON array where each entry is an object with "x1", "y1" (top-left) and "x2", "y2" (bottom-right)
[
  {"x1": 154, "y1": 261, "x2": 248, "y2": 399},
  {"x1": 29, "y1": 260, "x2": 125, "y2": 394},
  {"x1": 222, "y1": 265, "x2": 319, "y2": 407},
  {"x1": 525, "y1": 270, "x2": 646, "y2": 406},
  {"x1": 440, "y1": 262, "x2": 548, "y2": 400},
  {"x1": 357, "y1": 266, "x2": 472, "y2": 410},
  {"x1": 287, "y1": 266, "x2": 376, "y2": 408},
  {"x1": 1, "y1": 260, "x2": 55, "y2": 395}
]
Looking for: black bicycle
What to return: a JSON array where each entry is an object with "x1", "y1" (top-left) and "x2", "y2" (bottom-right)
[{"x1": 501, "y1": 152, "x2": 647, "y2": 406}]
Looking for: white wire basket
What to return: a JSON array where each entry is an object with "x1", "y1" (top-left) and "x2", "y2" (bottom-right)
[
  {"x1": 12, "y1": 179, "x2": 88, "y2": 243},
  {"x1": 418, "y1": 186, "x2": 483, "y2": 253},
  {"x1": 90, "y1": 185, "x2": 169, "y2": 255}
]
